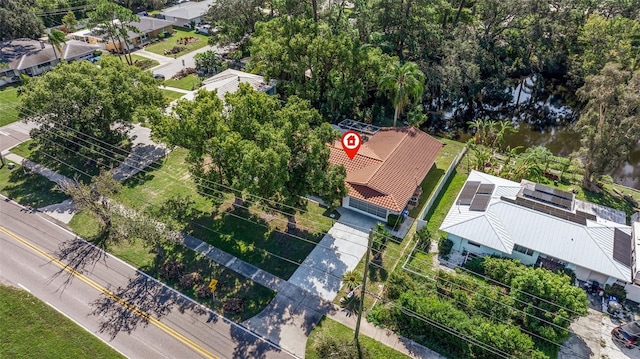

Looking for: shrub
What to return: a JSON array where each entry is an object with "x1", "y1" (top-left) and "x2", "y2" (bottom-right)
[
  {"x1": 171, "y1": 67, "x2": 196, "y2": 80},
  {"x1": 195, "y1": 284, "x2": 212, "y2": 298},
  {"x1": 178, "y1": 271, "x2": 202, "y2": 290},
  {"x1": 464, "y1": 257, "x2": 485, "y2": 275},
  {"x1": 438, "y1": 237, "x2": 453, "y2": 258},
  {"x1": 159, "y1": 260, "x2": 184, "y2": 280},
  {"x1": 387, "y1": 213, "x2": 404, "y2": 229},
  {"x1": 133, "y1": 59, "x2": 156, "y2": 70},
  {"x1": 415, "y1": 227, "x2": 431, "y2": 251},
  {"x1": 223, "y1": 296, "x2": 245, "y2": 313},
  {"x1": 385, "y1": 271, "x2": 416, "y2": 300}
]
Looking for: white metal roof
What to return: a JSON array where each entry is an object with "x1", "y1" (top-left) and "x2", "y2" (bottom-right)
[
  {"x1": 161, "y1": 0, "x2": 214, "y2": 20},
  {"x1": 179, "y1": 69, "x2": 273, "y2": 102},
  {"x1": 440, "y1": 171, "x2": 633, "y2": 282}
]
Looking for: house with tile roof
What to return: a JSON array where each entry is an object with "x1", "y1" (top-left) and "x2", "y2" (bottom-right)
[
  {"x1": 440, "y1": 170, "x2": 640, "y2": 302},
  {"x1": 1, "y1": 38, "x2": 97, "y2": 86},
  {"x1": 160, "y1": 0, "x2": 214, "y2": 28},
  {"x1": 328, "y1": 124, "x2": 443, "y2": 221}
]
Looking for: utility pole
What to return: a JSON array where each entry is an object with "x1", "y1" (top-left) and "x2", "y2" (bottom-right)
[{"x1": 354, "y1": 228, "x2": 372, "y2": 356}]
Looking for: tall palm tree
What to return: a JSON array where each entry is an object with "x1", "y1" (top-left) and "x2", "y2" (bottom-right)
[
  {"x1": 48, "y1": 29, "x2": 67, "y2": 61},
  {"x1": 378, "y1": 61, "x2": 425, "y2": 127}
]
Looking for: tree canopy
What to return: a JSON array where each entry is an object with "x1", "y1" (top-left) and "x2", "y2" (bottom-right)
[
  {"x1": 0, "y1": 0, "x2": 44, "y2": 41},
  {"x1": 20, "y1": 57, "x2": 166, "y2": 169},
  {"x1": 152, "y1": 84, "x2": 346, "y2": 208},
  {"x1": 576, "y1": 63, "x2": 640, "y2": 190}
]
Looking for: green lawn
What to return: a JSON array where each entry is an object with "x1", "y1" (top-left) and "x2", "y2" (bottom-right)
[
  {"x1": 9, "y1": 139, "x2": 33, "y2": 158},
  {"x1": 0, "y1": 84, "x2": 21, "y2": 126},
  {"x1": 164, "y1": 74, "x2": 201, "y2": 91},
  {"x1": 0, "y1": 164, "x2": 69, "y2": 208},
  {"x1": 143, "y1": 29, "x2": 209, "y2": 57},
  {"x1": 160, "y1": 88, "x2": 185, "y2": 101},
  {"x1": 409, "y1": 138, "x2": 466, "y2": 218},
  {"x1": 306, "y1": 316, "x2": 410, "y2": 359},
  {"x1": 116, "y1": 148, "x2": 331, "y2": 279},
  {"x1": 0, "y1": 285, "x2": 124, "y2": 359}
]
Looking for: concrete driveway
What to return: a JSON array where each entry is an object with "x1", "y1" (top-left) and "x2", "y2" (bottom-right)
[
  {"x1": 560, "y1": 307, "x2": 639, "y2": 359},
  {"x1": 287, "y1": 222, "x2": 369, "y2": 301},
  {"x1": 138, "y1": 45, "x2": 226, "y2": 79}
]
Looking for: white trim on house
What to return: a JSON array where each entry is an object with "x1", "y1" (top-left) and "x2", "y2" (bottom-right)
[{"x1": 440, "y1": 171, "x2": 633, "y2": 284}]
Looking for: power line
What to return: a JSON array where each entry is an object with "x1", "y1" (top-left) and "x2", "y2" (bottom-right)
[
  {"x1": 6, "y1": 104, "x2": 596, "y2": 327},
  {"x1": 2, "y1": 105, "x2": 596, "y2": 350}
]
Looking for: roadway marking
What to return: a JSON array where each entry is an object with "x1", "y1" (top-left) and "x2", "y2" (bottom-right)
[
  {"x1": 17, "y1": 283, "x2": 31, "y2": 292},
  {"x1": 0, "y1": 131, "x2": 9, "y2": 136},
  {"x1": 0, "y1": 225, "x2": 219, "y2": 359}
]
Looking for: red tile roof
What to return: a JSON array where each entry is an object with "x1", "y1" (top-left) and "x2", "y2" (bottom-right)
[{"x1": 329, "y1": 127, "x2": 443, "y2": 212}]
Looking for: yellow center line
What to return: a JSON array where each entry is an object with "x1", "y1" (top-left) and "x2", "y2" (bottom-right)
[{"x1": 0, "y1": 225, "x2": 219, "y2": 359}]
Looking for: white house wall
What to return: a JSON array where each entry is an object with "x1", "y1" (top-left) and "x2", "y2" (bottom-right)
[{"x1": 625, "y1": 283, "x2": 640, "y2": 303}]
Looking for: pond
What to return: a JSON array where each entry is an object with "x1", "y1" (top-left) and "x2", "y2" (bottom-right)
[{"x1": 452, "y1": 75, "x2": 640, "y2": 190}]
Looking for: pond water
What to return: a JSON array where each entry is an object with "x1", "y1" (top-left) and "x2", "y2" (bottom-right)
[
  {"x1": 501, "y1": 123, "x2": 640, "y2": 190},
  {"x1": 453, "y1": 76, "x2": 640, "y2": 190}
]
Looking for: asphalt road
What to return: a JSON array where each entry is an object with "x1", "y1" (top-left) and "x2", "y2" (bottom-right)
[{"x1": 0, "y1": 198, "x2": 294, "y2": 359}]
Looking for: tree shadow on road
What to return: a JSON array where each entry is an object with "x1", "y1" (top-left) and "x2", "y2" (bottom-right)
[
  {"x1": 90, "y1": 271, "x2": 213, "y2": 340},
  {"x1": 49, "y1": 235, "x2": 109, "y2": 289}
]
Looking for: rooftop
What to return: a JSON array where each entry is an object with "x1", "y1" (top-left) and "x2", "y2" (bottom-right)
[
  {"x1": 441, "y1": 171, "x2": 634, "y2": 282},
  {"x1": 1, "y1": 38, "x2": 96, "y2": 70},
  {"x1": 179, "y1": 69, "x2": 275, "y2": 102},
  {"x1": 329, "y1": 126, "x2": 443, "y2": 212},
  {"x1": 161, "y1": 0, "x2": 215, "y2": 20}
]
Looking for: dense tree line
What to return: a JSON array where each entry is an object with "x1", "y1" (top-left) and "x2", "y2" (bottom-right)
[{"x1": 368, "y1": 257, "x2": 588, "y2": 358}]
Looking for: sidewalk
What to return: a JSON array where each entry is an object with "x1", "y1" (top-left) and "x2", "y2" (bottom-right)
[
  {"x1": 133, "y1": 49, "x2": 173, "y2": 64},
  {"x1": 1, "y1": 129, "x2": 447, "y2": 358},
  {"x1": 327, "y1": 306, "x2": 447, "y2": 359}
]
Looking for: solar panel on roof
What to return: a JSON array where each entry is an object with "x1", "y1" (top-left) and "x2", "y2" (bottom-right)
[
  {"x1": 469, "y1": 194, "x2": 491, "y2": 211},
  {"x1": 458, "y1": 181, "x2": 481, "y2": 205},
  {"x1": 535, "y1": 183, "x2": 573, "y2": 201},
  {"x1": 477, "y1": 183, "x2": 495, "y2": 195},
  {"x1": 613, "y1": 228, "x2": 632, "y2": 266}
]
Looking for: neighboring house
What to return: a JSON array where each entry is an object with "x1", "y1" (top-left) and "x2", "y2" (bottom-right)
[
  {"x1": 440, "y1": 170, "x2": 640, "y2": 302},
  {"x1": 328, "y1": 121, "x2": 444, "y2": 221},
  {"x1": 160, "y1": 0, "x2": 215, "y2": 28},
  {"x1": 1, "y1": 38, "x2": 97, "y2": 86},
  {"x1": 178, "y1": 69, "x2": 276, "y2": 102},
  {"x1": 69, "y1": 17, "x2": 174, "y2": 53}
]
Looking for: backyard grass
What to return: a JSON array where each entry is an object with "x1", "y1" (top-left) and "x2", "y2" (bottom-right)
[
  {"x1": 0, "y1": 84, "x2": 21, "y2": 126},
  {"x1": 408, "y1": 138, "x2": 466, "y2": 218},
  {"x1": 0, "y1": 164, "x2": 69, "y2": 207},
  {"x1": 0, "y1": 285, "x2": 124, "y2": 359},
  {"x1": 160, "y1": 88, "x2": 185, "y2": 101},
  {"x1": 306, "y1": 316, "x2": 410, "y2": 359},
  {"x1": 164, "y1": 74, "x2": 201, "y2": 91},
  {"x1": 143, "y1": 29, "x2": 209, "y2": 57}
]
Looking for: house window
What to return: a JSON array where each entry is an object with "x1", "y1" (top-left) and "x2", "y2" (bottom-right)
[
  {"x1": 467, "y1": 241, "x2": 481, "y2": 248},
  {"x1": 513, "y1": 244, "x2": 534, "y2": 256},
  {"x1": 349, "y1": 197, "x2": 387, "y2": 219}
]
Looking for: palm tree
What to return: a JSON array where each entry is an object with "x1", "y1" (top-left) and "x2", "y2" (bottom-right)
[
  {"x1": 378, "y1": 61, "x2": 425, "y2": 127},
  {"x1": 48, "y1": 29, "x2": 67, "y2": 61},
  {"x1": 342, "y1": 270, "x2": 362, "y2": 292}
]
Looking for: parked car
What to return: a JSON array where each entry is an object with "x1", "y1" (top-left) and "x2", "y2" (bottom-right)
[
  {"x1": 153, "y1": 73, "x2": 165, "y2": 80},
  {"x1": 611, "y1": 320, "x2": 640, "y2": 348},
  {"x1": 195, "y1": 24, "x2": 211, "y2": 35}
]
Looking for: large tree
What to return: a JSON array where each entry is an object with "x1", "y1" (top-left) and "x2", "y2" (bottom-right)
[
  {"x1": 19, "y1": 57, "x2": 166, "y2": 170},
  {"x1": 206, "y1": 0, "x2": 267, "y2": 48},
  {"x1": 576, "y1": 63, "x2": 640, "y2": 191},
  {"x1": 378, "y1": 61, "x2": 425, "y2": 127},
  {"x1": 153, "y1": 84, "x2": 346, "y2": 208},
  {"x1": 87, "y1": 0, "x2": 140, "y2": 65},
  {"x1": 0, "y1": 0, "x2": 44, "y2": 41}
]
